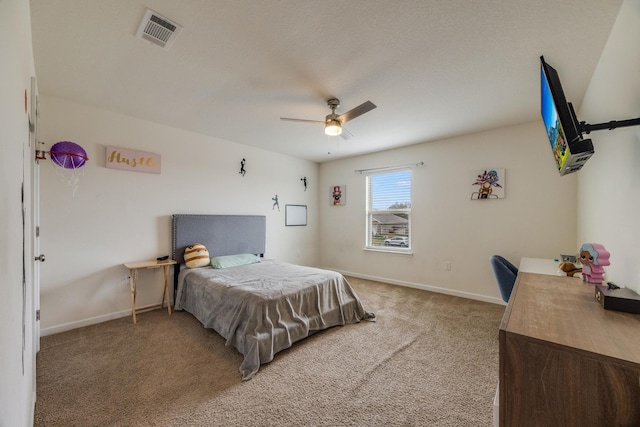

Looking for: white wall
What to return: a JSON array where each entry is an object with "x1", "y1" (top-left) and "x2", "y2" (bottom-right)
[
  {"x1": 0, "y1": 0, "x2": 36, "y2": 426},
  {"x1": 38, "y1": 94, "x2": 582, "y2": 330},
  {"x1": 38, "y1": 96, "x2": 319, "y2": 334},
  {"x1": 577, "y1": 0, "x2": 640, "y2": 294},
  {"x1": 319, "y1": 121, "x2": 578, "y2": 302}
]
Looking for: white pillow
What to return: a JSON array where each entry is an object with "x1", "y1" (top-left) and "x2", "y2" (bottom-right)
[{"x1": 210, "y1": 253, "x2": 260, "y2": 269}]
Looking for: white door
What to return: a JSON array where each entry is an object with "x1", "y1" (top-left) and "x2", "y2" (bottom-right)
[{"x1": 30, "y1": 76, "x2": 41, "y2": 352}]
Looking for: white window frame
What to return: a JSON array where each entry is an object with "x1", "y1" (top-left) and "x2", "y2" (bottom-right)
[{"x1": 365, "y1": 168, "x2": 412, "y2": 252}]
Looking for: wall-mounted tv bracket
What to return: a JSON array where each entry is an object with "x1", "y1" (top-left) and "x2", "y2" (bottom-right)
[
  {"x1": 577, "y1": 112, "x2": 640, "y2": 135},
  {"x1": 567, "y1": 101, "x2": 640, "y2": 137}
]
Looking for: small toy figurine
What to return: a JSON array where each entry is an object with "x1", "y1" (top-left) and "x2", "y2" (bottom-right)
[
  {"x1": 579, "y1": 243, "x2": 610, "y2": 284},
  {"x1": 558, "y1": 262, "x2": 582, "y2": 277}
]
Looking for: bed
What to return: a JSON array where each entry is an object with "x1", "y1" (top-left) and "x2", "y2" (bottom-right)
[{"x1": 171, "y1": 214, "x2": 375, "y2": 380}]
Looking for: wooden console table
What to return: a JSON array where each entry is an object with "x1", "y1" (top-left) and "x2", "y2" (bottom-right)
[
  {"x1": 123, "y1": 259, "x2": 176, "y2": 324},
  {"x1": 499, "y1": 270, "x2": 640, "y2": 426}
]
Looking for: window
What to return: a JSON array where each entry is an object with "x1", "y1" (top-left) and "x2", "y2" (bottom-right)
[{"x1": 366, "y1": 169, "x2": 412, "y2": 250}]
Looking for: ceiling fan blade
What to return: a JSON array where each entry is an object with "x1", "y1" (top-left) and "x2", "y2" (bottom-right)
[
  {"x1": 337, "y1": 101, "x2": 377, "y2": 123},
  {"x1": 340, "y1": 127, "x2": 353, "y2": 140},
  {"x1": 280, "y1": 117, "x2": 324, "y2": 124}
]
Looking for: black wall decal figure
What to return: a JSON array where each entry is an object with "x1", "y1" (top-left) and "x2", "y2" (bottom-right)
[
  {"x1": 239, "y1": 158, "x2": 246, "y2": 176},
  {"x1": 272, "y1": 194, "x2": 280, "y2": 211},
  {"x1": 301, "y1": 177, "x2": 308, "y2": 191}
]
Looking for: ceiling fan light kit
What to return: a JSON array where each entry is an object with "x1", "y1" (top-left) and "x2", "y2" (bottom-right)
[
  {"x1": 281, "y1": 97, "x2": 376, "y2": 139},
  {"x1": 325, "y1": 118, "x2": 342, "y2": 136}
]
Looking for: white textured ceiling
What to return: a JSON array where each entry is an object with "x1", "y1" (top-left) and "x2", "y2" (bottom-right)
[{"x1": 30, "y1": 0, "x2": 623, "y2": 163}]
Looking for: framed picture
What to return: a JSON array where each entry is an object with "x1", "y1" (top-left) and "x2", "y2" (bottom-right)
[
  {"x1": 105, "y1": 146, "x2": 161, "y2": 174},
  {"x1": 470, "y1": 168, "x2": 505, "y2": 199},
  {"x1": 285, "y1": 204, "x2": 307, "y2": 226},
  {"x1": 330, "y1": 185, "x2": 346, "y2": 206}
]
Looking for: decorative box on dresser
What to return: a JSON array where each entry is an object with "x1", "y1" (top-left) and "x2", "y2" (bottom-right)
[{"x1": 499, "y1": 263, "x2": 640, "y2": 426}]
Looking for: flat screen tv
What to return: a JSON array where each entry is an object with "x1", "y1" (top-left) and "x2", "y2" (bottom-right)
[{"x1": 540, "y1": 56, "x2": 594, "y2": 175}]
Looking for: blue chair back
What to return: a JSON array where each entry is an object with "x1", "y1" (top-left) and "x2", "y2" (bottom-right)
[{"x1": 490, "y1": 255, "x2": 518, "y2": 302}]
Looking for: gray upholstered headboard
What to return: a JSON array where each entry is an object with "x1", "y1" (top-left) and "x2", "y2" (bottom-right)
[{"x1": 171, "y1": 214, "x2": 266, "y2": 292}]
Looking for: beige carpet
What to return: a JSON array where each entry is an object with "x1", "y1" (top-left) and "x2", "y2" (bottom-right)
[{"x1": 34, "y1": 277, "x2": 504, "y2": 426}]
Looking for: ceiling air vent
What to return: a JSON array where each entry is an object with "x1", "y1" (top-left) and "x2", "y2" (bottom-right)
[{"x1": 136, "y1": 9, "x2": 182, "y2": 50}]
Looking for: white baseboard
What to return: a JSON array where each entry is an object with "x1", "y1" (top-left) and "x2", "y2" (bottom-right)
[
  {"x1": 32, "y1": 390, "x2": 37, "y2": 425},
  {"x1": 326, "y1": 267, "x2": 505, "y2": 306},
  {"x1": 40, "y1": 309, "x2": 132, "y2": 336},
  {"x1": 493, "y1": 383, "x2": 500, "y2": 427}
]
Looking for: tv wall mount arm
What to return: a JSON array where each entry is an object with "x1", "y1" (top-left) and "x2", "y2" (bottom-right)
[
  {"x1": 568, "y1": 102, "x2": 640, "y2": 135},
  {"x1": 579, "y1": 117, "x2": 640, "y2": 134}
]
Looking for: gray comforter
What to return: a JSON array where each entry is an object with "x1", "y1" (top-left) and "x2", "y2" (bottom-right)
[{"x1": 175, "y1": 260, "x2": 375, "y2": 380}]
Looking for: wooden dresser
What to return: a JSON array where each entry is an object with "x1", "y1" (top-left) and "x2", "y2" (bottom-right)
[{"x1": 499, "y1": 270, "x2": 640, "y2": 426}]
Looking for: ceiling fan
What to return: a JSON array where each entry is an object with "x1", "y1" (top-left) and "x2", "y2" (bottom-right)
[{"x1": 280, "y1": 98, "x2": 377, "y2": 139}]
